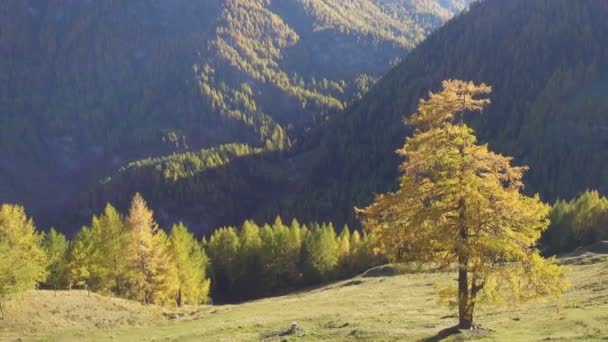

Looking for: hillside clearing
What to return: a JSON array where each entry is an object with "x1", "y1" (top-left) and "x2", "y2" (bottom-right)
[{"x1": 1, "y1": 245, "x2": 607, "y2": 342}]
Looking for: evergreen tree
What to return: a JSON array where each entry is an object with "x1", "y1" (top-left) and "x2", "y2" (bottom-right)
[
  {"x1": 169, "y1": 223, "x2": 211, "y2": 306},
  {"x1": 43, "y1": 228, "x2": 69, "y2": 291},
  {"x1": 0, "y1": 204, "x2": 47, "y2": 319},
  {"x1": 359, "y1": 80, "x2": 568, "y2": 329}
]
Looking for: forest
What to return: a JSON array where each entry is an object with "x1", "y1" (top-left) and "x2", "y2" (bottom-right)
[
  {"x1": 1, "y1": 192, "x2": 383, "y2": 309},
  {"x1": 80, "y1": 0, "x2": 608, "y2": 237},
  {"x1": 1, "y1": 0, "x2": 608, "y2": 339},
  {"x1": 0, "y1": 0, "x2": 469, "y2": 230},
  {"x1": 5, "y1": 80, "x2": 603, "y2": 334}
]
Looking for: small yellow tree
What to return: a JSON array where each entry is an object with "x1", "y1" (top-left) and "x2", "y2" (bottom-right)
[
  {"x1": 169, "y1": 222, "x2": 211, "y2": 306},
  {"x1": 358, "y1": 80, "x2": 568, "y2": 329},
  {"x1": 0, "y1": 204, "x2": 47, "y2": 319}
]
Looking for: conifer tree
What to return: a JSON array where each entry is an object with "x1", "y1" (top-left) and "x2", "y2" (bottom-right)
[
  {"x1": 207, "y1": 227, "x2": 240, "y2": 294},
  {"x1": 66, "y1": 226, "x2": 94, "y2": 292},
  {"x1": 0, "y1": 204, "x2": 47, "y2": 319},
  {"x1": 169, "y1": 223, "x2": 210, "y2": 306},
  {"x1": 303, "y1": 224, "x2": 339, "y2": 282},
  {"x1": 149, "y1": 229, "x2": 179, "y2": 306},
  {"x1": 125, "y1": 193, "x2": 177, "y2": 305},
  {"x1": 337, "y1": 225, "x2": 351, "y2": 275},
  {"x1": 90, "y1": 204, "x2": 128, "y2": 296},
  {"x1": 236, "y1": 220, "x2": 263, "y2": 297},
  {"x1": 287, "y1": 219, "x2": 303, "y2": 283},
  {"x1": 43, "y1": 228, "x2": 69, "y2": 291},
  {"x1": 349, "y1": 230, "x2": 364, "y2": 272},
  {"x1": 269, "y1": 217, "x2": 300, "y2": 286},
  {"x1": 542, "y1": 190, "x2": 608, "y2": 254},
  {"x1": 359, "y1": 80, "x2": 568, "y2": 329}
]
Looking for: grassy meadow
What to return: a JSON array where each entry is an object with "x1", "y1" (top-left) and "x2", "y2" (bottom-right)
[{"x1": 1, "y1": 244, "x2": 607, "y2": 342}]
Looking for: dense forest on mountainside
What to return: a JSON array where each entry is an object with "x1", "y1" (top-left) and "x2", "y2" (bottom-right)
[
  {"x1": 274, "y1": 0, "x2": 608, "y2": 226},
  {"x1": 88, "y1": 0, "x2": 608, "y2": 235},
  {"x1": 0, "y1": 0, "x2": 469, "y2": 229}
]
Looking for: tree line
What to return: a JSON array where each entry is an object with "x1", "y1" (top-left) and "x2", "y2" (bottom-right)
[
  {"x1": 0, "y1": 78, "x2": 595, "y2": 329},
  {"x1": 42, "y1": 193, "x2": 210, "y2": 307},
  {"x1": 205, "y1": 217, "x2": 382, "y2": 301},
  {"x1": 0, "y1": 192, "x2": 384, "y2": 316},
  {"x1": 1, "y1": 193, "x2": 211, "y2": 318},
  {"x1": 542, "y1": 190, "x2": 608, "y2": 255}
]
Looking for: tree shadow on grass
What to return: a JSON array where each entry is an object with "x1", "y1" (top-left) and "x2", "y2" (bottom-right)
[
  {"x1": 421, "y1": 325, "x2": 461, "y2": 342},
  {"x1": 422, "y1": 325, "x2": 494, "y2": 342}
]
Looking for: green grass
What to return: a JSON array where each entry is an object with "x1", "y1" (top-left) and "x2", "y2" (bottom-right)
[{"x1": 2, "y1": 245, "x2": 607, "y2": 342}]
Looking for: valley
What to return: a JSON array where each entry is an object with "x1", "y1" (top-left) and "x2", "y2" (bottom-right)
[{"x1": 1, "y1": 244, "x2": 606, "y2": 341}]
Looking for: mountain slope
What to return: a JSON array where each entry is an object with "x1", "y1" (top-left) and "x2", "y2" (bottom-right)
[
  {"x1": 281, "y1": 0, "x2": 608, "y2": 225},
  {"x1": 89, "y1": 0, "x2": 608, "y2": 233},
  {"x1": 0, "y1": 0, "x2": 469, "y2": 226},
  {"x1": 3, "y1": 248, "x2": 608, "y2": 341}
]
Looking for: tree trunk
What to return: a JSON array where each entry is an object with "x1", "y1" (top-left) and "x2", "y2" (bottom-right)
[
  {"x1": 457, "y1": 194, "x2": 473, "y2": 329},
  {"x1": 177, "y1": 287, "x2": 182, "y2": 307},
  {"x1": 0, "y1": 299, "x2": 5, "y2": 320},
  {"x1": 458, "y1": 252, "x2": 472, "y2": 329}
]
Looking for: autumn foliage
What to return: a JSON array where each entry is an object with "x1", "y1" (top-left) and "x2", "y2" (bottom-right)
[{"x1": 359, "y1": 80, "x2": 568, "y2": 329}]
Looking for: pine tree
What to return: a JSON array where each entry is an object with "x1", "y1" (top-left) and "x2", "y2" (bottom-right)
[
  {"x1": 43, "y1": 228, "x2": 69, "y2": 291},
  {"x1": 169, "y1": 223, "x2": 210, "y2": 306},
  {"x1": 125, "y1": 193, "x2": 177, "y2": 305},
  {"x1": 359, "y1": 80, "x2": 568, "y2": 329},
  {"x1": 0, "y1": 204, "x2": 47, "y2": 319}
]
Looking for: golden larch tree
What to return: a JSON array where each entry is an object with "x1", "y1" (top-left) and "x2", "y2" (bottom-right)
[
  {"x1": 358, "y1": 80, "x2": 568, "y2": 329},
  {"x1": 125, "y1": 193, "x2": 177, "y2": 305},
  {"x1": 0, "y1": 204, "x2": 47, "y2": 319}
]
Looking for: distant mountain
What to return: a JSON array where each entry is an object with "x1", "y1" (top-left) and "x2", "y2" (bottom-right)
[
  {"x1": 0, "y1": 0, "x2": 469, "y2": 228},
  {"x1": 89, "y1": 0, "x2": 608, "y2": 234},
  {"x1": 283, "y1": 0, "x2": 608, "y2": 225}
]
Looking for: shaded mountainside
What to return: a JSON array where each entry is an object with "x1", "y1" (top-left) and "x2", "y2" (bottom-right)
[
  {"x1": 295, "y1": 0, "x2": 608, "y2": 226},
  {"x1": 88, "y1": 0, "x2": 608, "y2": 235},
  {"x1": 0, "y1": 0, "x2": 469, "y2": 228}
]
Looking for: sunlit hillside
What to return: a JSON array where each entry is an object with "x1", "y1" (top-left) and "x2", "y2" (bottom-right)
[{"x1": 2, "y1": 244, "x2": 606, "y2": 342}]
